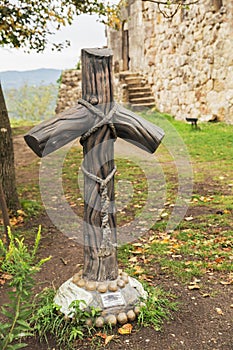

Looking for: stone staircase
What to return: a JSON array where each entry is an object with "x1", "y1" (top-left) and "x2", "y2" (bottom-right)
[{"x1": 119, "y1": 72, "x2": 155, "y2": 110}]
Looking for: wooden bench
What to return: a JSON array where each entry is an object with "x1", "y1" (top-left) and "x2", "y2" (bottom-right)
[{"x1": 186, "y1": 117, "x2": 198, "y2": 129}]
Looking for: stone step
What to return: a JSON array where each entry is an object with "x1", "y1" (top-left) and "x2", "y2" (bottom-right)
[
  {"x1": 125, "y1": 78, "x2": 146, "y2": 86},
  {"x1": 131, "y1": 102, "x2": 155, "y2": 111},
  {"x1": 128, "y1": 86, "x2": 152, "y2": 92},
  {"x1": 129, "y1": 96, "x2": 155, "y2": 104},
  {"x1": 126, "y1": 82, "x2": 148, "y2": 89},
  {"x1": 119, "y1": 71, "x2": 140, "y2": 79},
  {"x1": 128, "y1": 91, "x2": 152, "y2": 99}
]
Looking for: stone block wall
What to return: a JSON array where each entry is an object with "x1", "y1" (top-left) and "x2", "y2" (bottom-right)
[
  {"x1": 107, "y1": 0, "x2": 233, "y2": 123},
  {"x1": 56, "y1": 69, "x2": 82, "y2": 114}
]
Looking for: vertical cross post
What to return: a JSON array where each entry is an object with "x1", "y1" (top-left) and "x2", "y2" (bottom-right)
[
  {"x1": 81, "y1": 48, "x2": 118, "y2": 281},
  {"x1": 24, "y1": 47, "x2": 165, "y2": 323}
]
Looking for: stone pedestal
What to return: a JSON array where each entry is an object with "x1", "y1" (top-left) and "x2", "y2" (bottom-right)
[{"x1": 54, "y1": 270, "x2": 147, "y2": 327}]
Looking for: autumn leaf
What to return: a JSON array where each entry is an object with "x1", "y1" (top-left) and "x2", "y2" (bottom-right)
[
  {"x1": 133, "y1": 265, "x2": 144, "y2": 275},
  {"x1": 129, "y1": 256, "x2": 138, "y2": 263},
  {"x1": 105, "y1": 335, "x2": 115, "y2": 346},
  {"x1": 95, "y1": 332, "x2": 107, "y2": 339},
  {"x1": 132, "y1": 242, "x2": 143, "y2": 247},
  {"x1": 216, "y1": 307, "x2": 224, "y2": 315},
  {"x1": 118, "y1": 323, "x2": 133, "y2": 335},
  {"x1": 188, "y1": 284, "x2": 200, "y2": 290},
  {"x1": 133, "y1": 247, "x2": 144, "y2": 254}
]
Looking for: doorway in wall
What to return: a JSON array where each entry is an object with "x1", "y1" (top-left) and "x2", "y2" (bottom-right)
[{"x1": 122, "y1": 21, "x2": 130, "y2": 71}]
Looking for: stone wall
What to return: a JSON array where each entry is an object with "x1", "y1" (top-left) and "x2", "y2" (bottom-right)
[
  {"x1": 56, "y1": 69, "x2": 82, "y2": 114},
  {"x1": 107, "y1": 0, "x2": 233, "y2": 123}
]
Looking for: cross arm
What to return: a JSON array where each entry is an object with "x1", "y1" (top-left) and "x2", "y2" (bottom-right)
[
  {"x1": 24, "y1": 103, "x2": 164, "y2": 157},
  {"x1": 114, "y1": 105, "x2": 164, "y2": 153},
  {"x1": 24, "y1": 104, "x2": 92, "y2": 157}
]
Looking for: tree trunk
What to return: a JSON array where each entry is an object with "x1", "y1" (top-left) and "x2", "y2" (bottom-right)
[
  {"x1": 81, "y1": 48, "x2": 118, "y2": 281},
  {"x1": 0, "y1": 180, "x2": 10, "y2": 245},
  {"x1": 0, "y1": 83, "x2": 20, "y2": 213}
]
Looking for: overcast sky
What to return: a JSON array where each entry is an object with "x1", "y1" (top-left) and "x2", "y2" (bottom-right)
[{"x1": 0, "y1": 14, "x2": 108, "y2": 72}]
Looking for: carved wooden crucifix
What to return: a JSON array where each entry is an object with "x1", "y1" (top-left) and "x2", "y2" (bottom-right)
[{"x1": 24, "y1": 48, "x2": 164, "y2": 283}]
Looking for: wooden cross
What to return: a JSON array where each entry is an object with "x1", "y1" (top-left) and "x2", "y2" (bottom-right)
[{"x1": 24, "y1": 48, "x2": 164, "y2": 282}]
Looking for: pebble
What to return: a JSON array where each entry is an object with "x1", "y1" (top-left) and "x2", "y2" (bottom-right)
[
  {"x1": 72, "y1": 273, "x2": 80, "y2": 284},
  {"x1": 97, "y1": 283, "x2": 108, "y2": 293},
  {"x1": 127, "y1": 310, "x2": 136, "y2": 321},
  {"x1": 85, "y1": 281, "x2": 97, "y2": 291},
  {"x1": 85, "y1": 318, "x2": 93, "y2": 327},
  {"x1": 117, "y1": 279, "x2": 125, "y2": 288},
  {"x1": 77, "y1": 279, "x2": 86, "y2": 288},
  {"x1": 121, "y1": 275, "x2": 129, "y2": 284},
  {"x1": 108, "y1": 281, "x2": 118, "y2": 292},
  {"x1": 95, "y1": 317, "x2": 105, "y2": 328},
  {"x1": 105, "y1": 314, "x2": 117, "y2": 326},
  {"x1": 134, "y1": 306, "x2": 141, "y2": 315},
  {"x1": 117, "y1": 312, "x2": 128, "y2": 325}
]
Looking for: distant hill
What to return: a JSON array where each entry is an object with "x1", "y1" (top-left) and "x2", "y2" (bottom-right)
[{"x1": 0, "y1": 68, "x2": 62, "y2": 90}]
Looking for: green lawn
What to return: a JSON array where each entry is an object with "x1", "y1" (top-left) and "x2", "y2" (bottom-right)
[{"x1": 10, "y1": 113, "x2": 233, "y2": 282}]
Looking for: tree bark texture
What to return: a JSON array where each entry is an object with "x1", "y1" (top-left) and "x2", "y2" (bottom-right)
[
  {"x1": 81, "y1": 48, "x2": 117, "y2": 281},
  {"x1": 0, "y1": 180, "x2": 10, "y2": 245},
  {"x1": 24, "y1": 104, "x2": 164, "y2": 157},
  {"x1": 0, "y1": 83, "x2": 20, "y2": 213},
  {"x1": 24, "y1": 48, "x2": 165, "y2": 282}
]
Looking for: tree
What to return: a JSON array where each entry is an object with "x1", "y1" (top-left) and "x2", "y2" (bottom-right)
[
  {"x1": 0, "y1": 0, "x2": 117, "y2": 51},
  {"x1": 0, "y1": 82, "x2": 20, "y2": 213},
  {"x1": 0, "y1": 0, "x2": 117, "y2": 213}
]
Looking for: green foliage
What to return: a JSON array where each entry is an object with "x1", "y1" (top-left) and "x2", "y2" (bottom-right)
[
  {"x1": 0, "y1": 226, "x2": 50, "y2": 350},
  {"x1": 32, "y1": 284, "x2": 176, "y2": 349},
  {"x1": 5, "y1": 84, "x2": 58, "y2": 122},
  {"x1": 76, "y1": 60, "x2": 81, "y2": 70},
  {"x1": 0, "y1": 1, "x2": 118, "y2": 52},
  {"x1": 20, "y1": 199, "x2": 43, "y2": 218},
  {"x1": 137, "y1": 285, "x2": 178, "y2": 330},
  {"x1": 32, "y1": 290, "x2": 101, "y2": 349}
]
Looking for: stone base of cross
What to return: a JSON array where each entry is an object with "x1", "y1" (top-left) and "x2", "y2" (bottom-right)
[
  {"x1": 24, "y1": 48, "x2": 164, "y2": 326},
  {"x1": 54, "y1": 269, "x2": 147, "y2": 326}
]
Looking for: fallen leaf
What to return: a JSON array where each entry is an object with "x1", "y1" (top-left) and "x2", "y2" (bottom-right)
[
  {"x1": 105, "y1": 335, "x2": 115, "y2": 346},
  {"x1": 96, "y1": 332, "x2": 107, "y2": 339},
  {"x1": 118, "y1": 323, "x2": 133, "y2": 335},
  {"x1": 1, "y1": 273, "x2": 13, "y2": 280},
  {"x1": 188, "y1": 284, "x2": 200, "y2": 290},
  {"x1": 185, "y1": 216, "x2": 194, "y2": 221},
  {"x1": 216, "y1": 307, "x2": 224, "y2": 315},
  {"x1": 132, "y1": 242, "x2": 143, "y2": 247},
  {"x1": 133, "y1": 266, "x2": 144, "y2": 275},
  {"x1": 202, "y1": 293, "x2": 210, "y2": 298},
  {"x1": 129, "y1": 256, "x2": 138, "y2": 263},
  {"x1": 220, "y1": 280, "x2": 233, "y2": 285},
  {"x1": 133, "y1": 247, "x2": 144, "y2": 254},
  {"x1": 17, "y1": 209, "x2": 27, "y2": 217}
]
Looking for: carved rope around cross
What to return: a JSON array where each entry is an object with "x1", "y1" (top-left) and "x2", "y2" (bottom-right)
[{"x1": 78, "y1": 98, "x2": 118, "y2": 258}]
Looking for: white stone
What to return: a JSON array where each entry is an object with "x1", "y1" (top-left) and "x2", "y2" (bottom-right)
[
  {"x1": 54, "y1": 279, "x2": 93, "y2": 316},
  {"x1": 128, "y1": 277, "x2": 148, "y2": 299}
]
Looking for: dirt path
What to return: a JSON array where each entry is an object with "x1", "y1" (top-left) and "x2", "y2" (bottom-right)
[{"x1": 0, "y1": 133, "x2": 232, "y2": 350}]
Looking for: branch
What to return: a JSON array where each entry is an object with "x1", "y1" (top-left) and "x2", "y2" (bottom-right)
[
  {"x1": 142, "y1": 0, "x2": 199, "y2": 18},
  {"x1": 142, "y1": 0, "x2": 199, "y2": 5}
]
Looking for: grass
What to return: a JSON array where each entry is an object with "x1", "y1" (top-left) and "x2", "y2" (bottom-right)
[
  {"x1": 1, "y1": 113, "x2": 232, "y2": 348},
  {"x1": 8, "y1": 113, "x2": 233, "y2": 284},
  {"x1": 116, "y1": 111, "x2": 233, "y2": 281}
]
